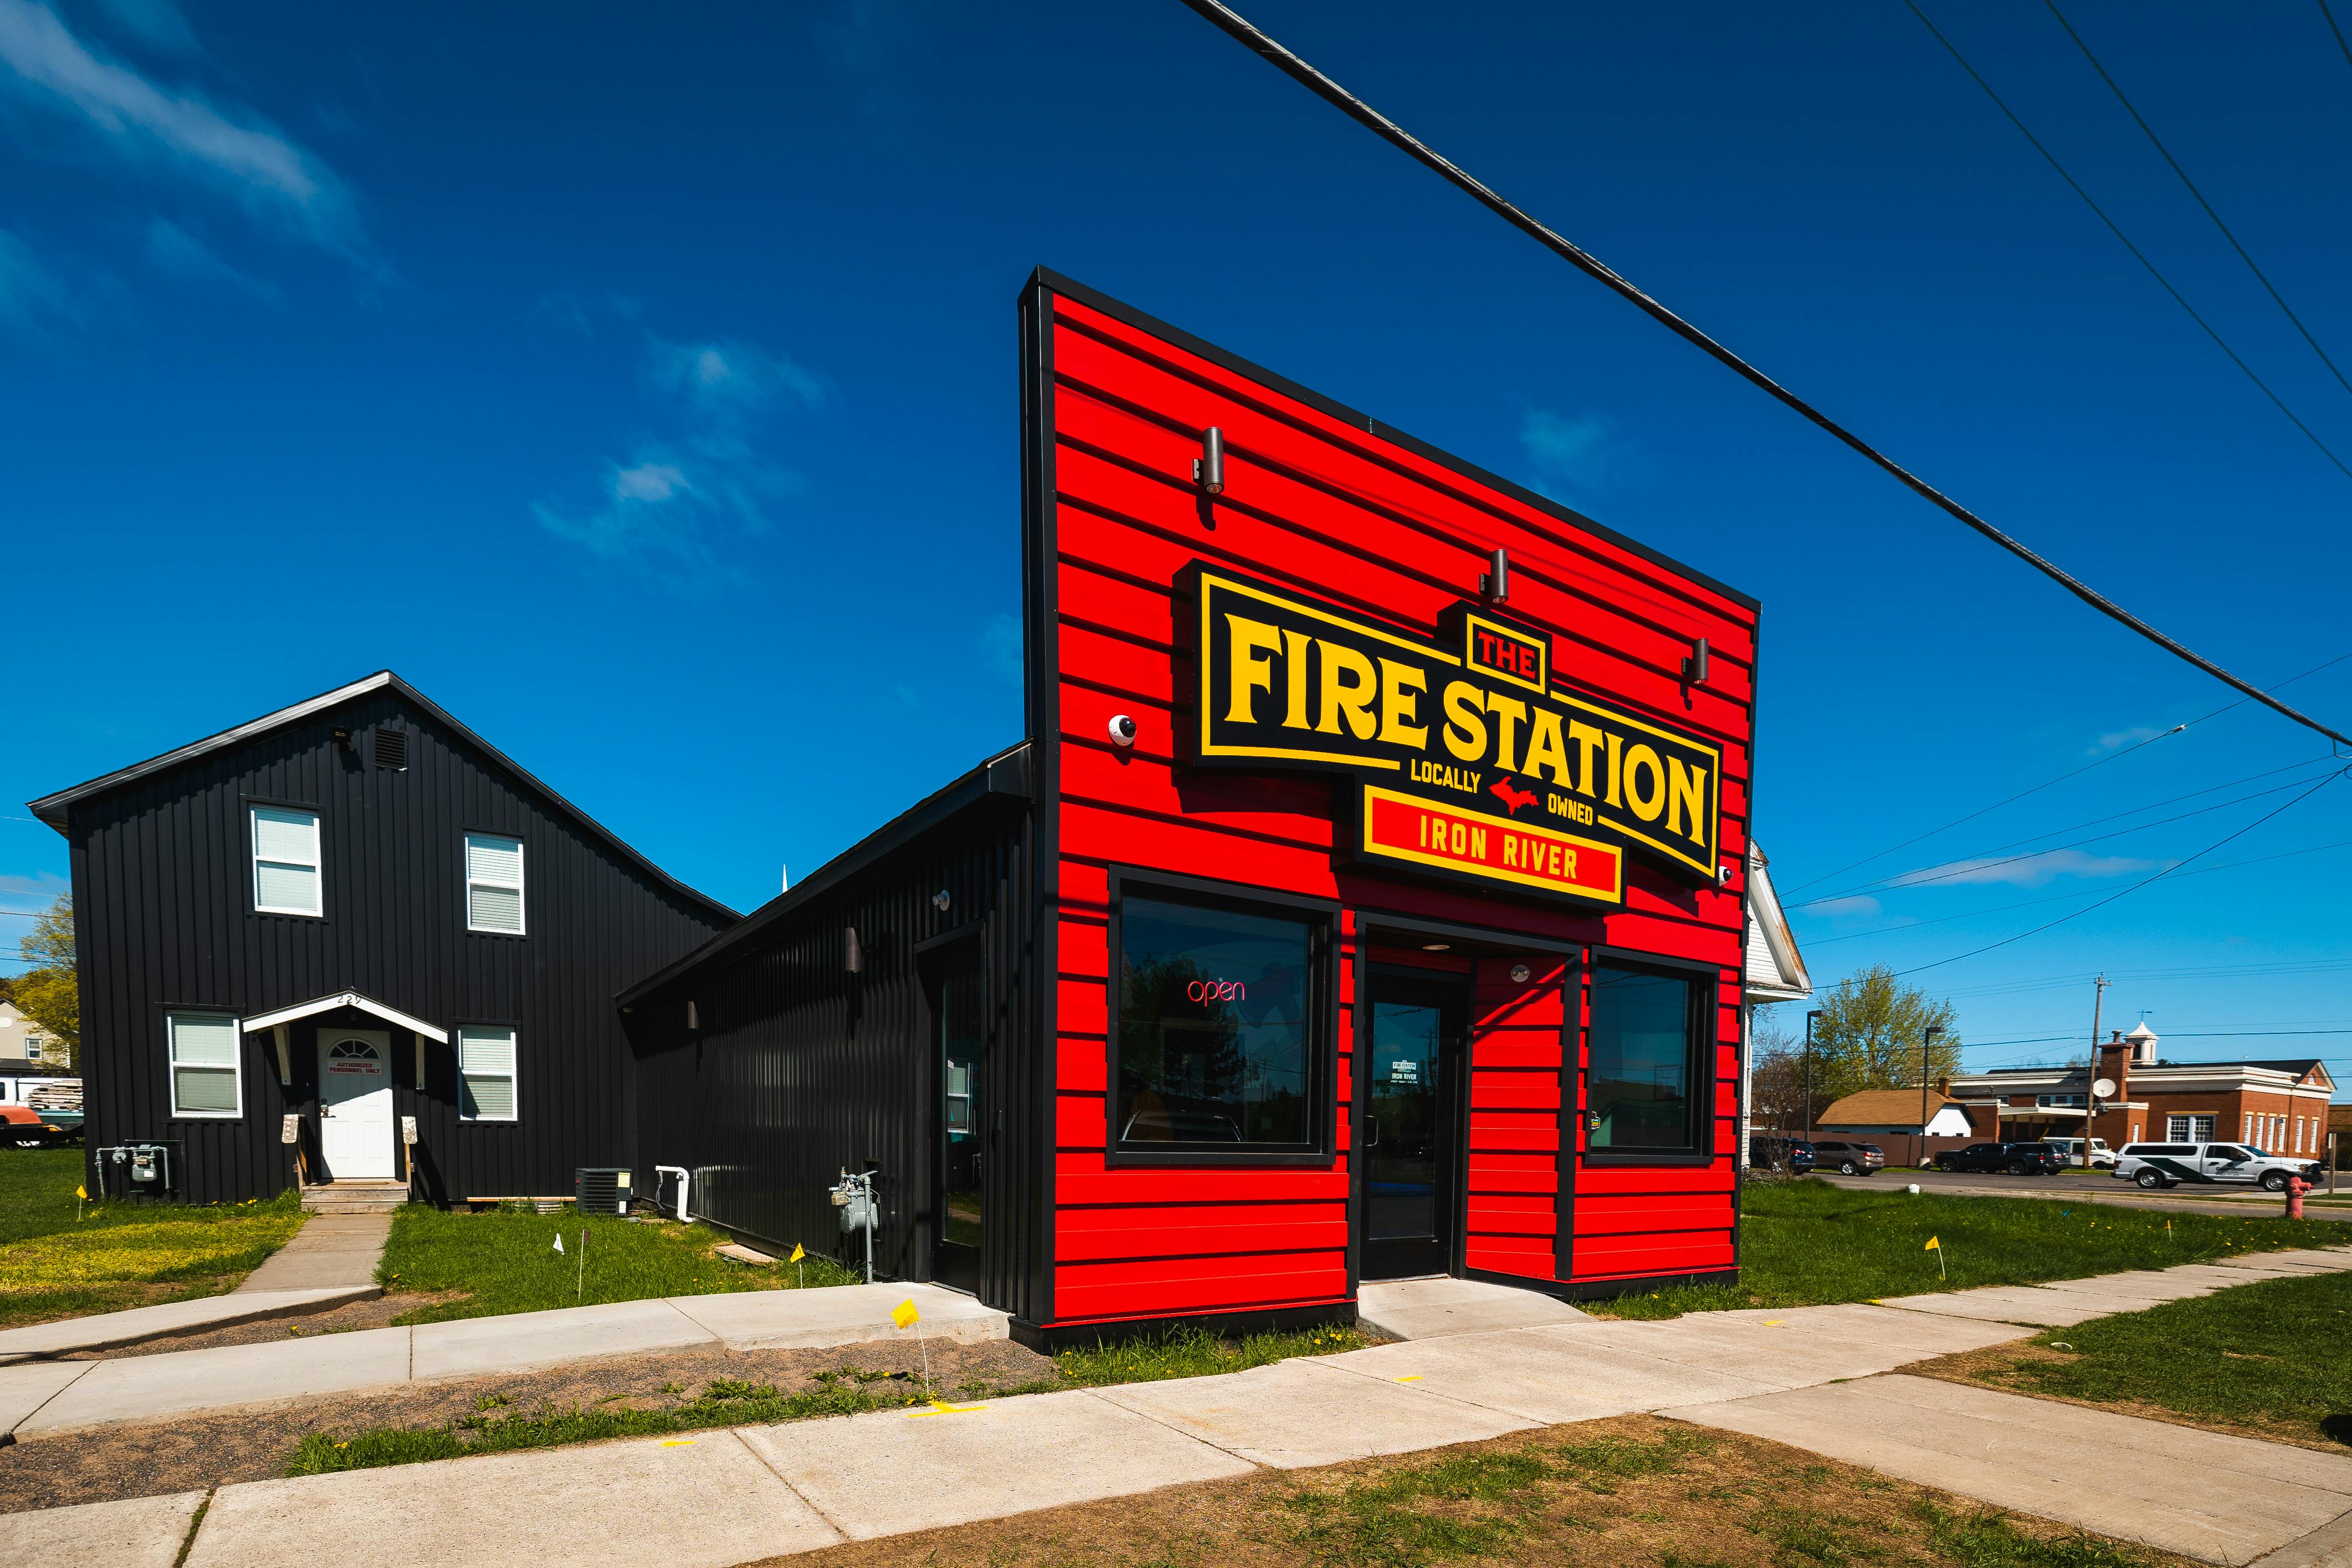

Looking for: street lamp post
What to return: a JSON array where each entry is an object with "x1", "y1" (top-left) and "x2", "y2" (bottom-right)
[
  {"x1": 1803, "y1": 1009, "x2": 1823, "y2": 1140},
  {"x1": 1920, "y1": 1025, "x2": 1945, "y2": 1169}
]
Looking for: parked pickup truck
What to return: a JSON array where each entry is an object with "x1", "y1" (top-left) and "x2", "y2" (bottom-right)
[
  {"x1": 2113, "y1": 1142, "x2": 2323, "y2": 1192},
  {"x1": 1936, "y1": 1141, "x2": 2066, "y2": 1176}
]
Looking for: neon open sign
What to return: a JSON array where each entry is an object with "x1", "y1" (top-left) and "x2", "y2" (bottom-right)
[{"x1": 1186, "y1": 978, "x2": 1248, "y2": 1004}]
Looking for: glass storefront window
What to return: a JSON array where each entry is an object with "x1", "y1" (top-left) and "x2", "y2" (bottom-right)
[
  {"x1": 1587, "y1": 964, "x2": 1703, "y2": 1154},
  {"x1": 1115, "y1": 894, "x2": 1318, "y2": 1151}
]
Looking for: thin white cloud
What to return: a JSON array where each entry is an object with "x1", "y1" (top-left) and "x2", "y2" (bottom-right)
[
  {"x1": 1806, "y1": 895, "x2": 1882, "y2": 919},
  {"x1": 980, "y1": 614, "x2": 1022, "y2": 684},
  {"x1": 143, "y1": 217, "x2": 276, "y2": 299},
  {"x1": 2090, "y1": 725, "x2": 2165, "y2": 755},
  {"x1": 0, "y1": 0, "x2": 366, "y2": 260},
  {"x1": 1893, "y1": 849, "x2": 2166, "y2": 890},
  {"x1": 1519, "y1": 408, "x2": 1617, "y2": 498},
  {"x1": 0, "y1": 228, "x2": 74, "y2": 336},
  {"x1": 0, "y1": 870, "x2": 69, "y2": 904},
  {"x1": 536, "y1": 336, "x2": 815, "y2": 587}
]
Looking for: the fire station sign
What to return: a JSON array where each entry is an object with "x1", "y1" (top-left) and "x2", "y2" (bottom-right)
[{"x1": 1188, "y1": 567, "x2": 1721, "y2": 906}]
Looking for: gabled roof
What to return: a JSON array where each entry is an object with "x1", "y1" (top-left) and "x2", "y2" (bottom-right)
[
  {"x1": 26, "y1": 671, "x2": 736, "y2": 924},
  {"x1": 1816, "y1": 1088, "x2": 1969, "y2": 1128},
  {"x1": 243, "y1": 991, "x2": 448, "y2": 1043},
  {"x1": 617, "y1": 740, "x2": 1031, "y2": 1010},
  {"x1": 1743, "y1": 842, "x2": 1811, "y2": 1003}
]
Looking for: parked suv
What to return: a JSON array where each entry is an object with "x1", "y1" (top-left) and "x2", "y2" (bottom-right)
[
  {"x1": 2043, "y1": 1137, "x2": 2115, "y2": 1169},
  {"x1": 1748, "y1": 1135, "x2": 1816, "y2": 1174},
  {"x1": 1808, "y1": 1139, "x2": 1885, "y2": 1176},
  {"x1": 1936, "y1": 1141, "x2": 2066, "y2": 1176},
  {"x1": 2112, "y1": 1142, "x2": 2323, "y2": 1192}
]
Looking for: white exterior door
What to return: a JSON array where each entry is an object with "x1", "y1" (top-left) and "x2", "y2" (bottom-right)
[{"x1": 317, "y1": 1029, "x2": 394, "y2": 1180}]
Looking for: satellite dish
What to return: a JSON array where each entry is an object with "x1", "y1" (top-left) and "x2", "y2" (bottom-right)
[{"x1": 2091, "y1": 1077, "x2": 2117, "y2": 1099}]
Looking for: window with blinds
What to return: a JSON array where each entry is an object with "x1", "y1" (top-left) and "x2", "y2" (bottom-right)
[
  {"x1": 168, "y1": 1013, "x2": 242, "y2": 1118},
  {"x1": 464, "y1": 833, "x2": 525, "y2": 935},
  {"x1": 252, "y1": 806, "x2": 321, "y2": 916},
  {"x1": 458, "y1": 1026, "x2": 517, "y2": 1121}
]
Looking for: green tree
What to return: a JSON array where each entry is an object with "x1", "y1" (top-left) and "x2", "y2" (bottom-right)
[
  {"x1": 1808, "y1": 964, "x2": 1959, "y2": 1100},
  {"x1": 12, "y1": 896, "x2": 78, "y2": 1069}
]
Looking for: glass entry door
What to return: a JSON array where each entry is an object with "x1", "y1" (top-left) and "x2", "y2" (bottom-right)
[
  {"x1": 933, "y1": 959, "x2": 985, "y2": 1294},
  {"x1": 1362, "y1": 974, "x2": 1466, "y2": 1280}
]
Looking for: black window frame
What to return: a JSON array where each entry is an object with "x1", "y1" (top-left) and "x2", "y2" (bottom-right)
[
  {"x1": 1581, "y1": 950, "x2": 1718, "y2": 1167},
  {"x1": 1104, "y1": 868, "x2": 1340, "y2": 1170}
]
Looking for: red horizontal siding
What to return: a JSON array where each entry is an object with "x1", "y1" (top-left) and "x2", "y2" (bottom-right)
[{"x1": 1038, "y1": 283, "x2": 1755, "y2": 1324}]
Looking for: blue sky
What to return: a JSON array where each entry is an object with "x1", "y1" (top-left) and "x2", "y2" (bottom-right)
[{"x1": 4, "y1": 1, "x2": 2347, "y2": 1087}]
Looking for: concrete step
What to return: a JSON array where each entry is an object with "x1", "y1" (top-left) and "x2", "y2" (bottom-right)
[{"x1": 300, "y1": 1182, "x2": 409, "y2": 1215}]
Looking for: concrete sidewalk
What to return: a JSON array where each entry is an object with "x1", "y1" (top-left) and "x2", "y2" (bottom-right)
[
  {"x1": 12, "y1": 1247, "x2": 2349, "y2": 1568},
  {"x1": 233, "y1": 1211, "x2": 390, "y2": 1293},
  {"x1": 4, "y1": 1282, "x2": 1008, "y2": 1439}
]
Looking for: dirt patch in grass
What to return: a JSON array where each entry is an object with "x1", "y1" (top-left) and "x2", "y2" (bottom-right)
[
  {"x1": 759, "y1": 1415, "x2": 2194, "y2": 1568},
  {"x1": 0, "y1": 1335, "x2": 1056, "y2": 1514}
]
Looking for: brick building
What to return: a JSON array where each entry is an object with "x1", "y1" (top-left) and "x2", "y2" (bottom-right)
[{"x1": 1949, "y1": 1023, "x2": 2336, "y2": 1157}]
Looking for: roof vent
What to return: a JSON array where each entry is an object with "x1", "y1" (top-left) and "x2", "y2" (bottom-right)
[{"x1": 373, "y1": 728, "x2": 408, "y2": 771}]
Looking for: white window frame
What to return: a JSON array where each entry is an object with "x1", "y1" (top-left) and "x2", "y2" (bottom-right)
[
  {"x1": 464, "y1": 833, "x2": 526, "y2": 936},
  {"x1": 167, "y1": 1012, "x2": 243, "y2": 1119},
  {"x1": 23, "y1": 1036, "x2": 40, "y2": 1061},
  {"x1": 250, "y1": 806, "x2": 323, "y2": 918},
  {"x1": 457, "y1": 1025, "x2": 519, "y2": 1123}
]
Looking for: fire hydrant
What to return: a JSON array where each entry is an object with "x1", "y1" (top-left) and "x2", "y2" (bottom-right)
[{"x1": 2285, "y1": 1172, "x2": 2311, "y2": 1220}]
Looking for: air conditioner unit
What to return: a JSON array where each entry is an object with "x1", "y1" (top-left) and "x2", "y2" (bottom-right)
[{"x1": 576, "y1": 1166, "x2": 632, "y2": 1217}]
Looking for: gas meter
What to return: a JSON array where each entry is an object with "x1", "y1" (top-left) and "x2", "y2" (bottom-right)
[{"x1": 828, "y1": 1168, "x2": 879, "y2": 1282}]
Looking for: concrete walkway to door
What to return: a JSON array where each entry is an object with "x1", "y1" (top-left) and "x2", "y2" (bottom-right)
[{"x1": 234, "y1": 1211, "x2": 392, "y2": 1294}]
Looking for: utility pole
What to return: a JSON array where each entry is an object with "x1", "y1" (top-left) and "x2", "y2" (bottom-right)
[
  {"x1": 1920, "y1": 1024, "x2": 1945, "y2": 1169},
  {"x1": 2084, "y1": 975, "x2": 2109, "y2": 1169},
  {"x1": 1803, "y1": 1008, "x2": 1822, "y2": 1140}
]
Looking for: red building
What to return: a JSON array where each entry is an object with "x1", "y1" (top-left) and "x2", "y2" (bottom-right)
[{"x1": 627, "y1": 273, "x2": 1760, "y2": 1342}]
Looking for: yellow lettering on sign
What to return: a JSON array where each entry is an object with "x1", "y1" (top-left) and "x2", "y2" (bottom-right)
[
  {"x1": 1567, "y1": 720, "x2": 1605, "y2": 798},
  {"x1": 1441, "y1": 680, "x2": 1487, "y2": 762},
  {"x1": 1485, "y1": 692, "x2": 1527, "y2": 773},
  {"x1": 1667, "y1": 758, "x2": 1709, "y2": 844},
  {"x1": 1521, "y1": 709, "x2": 1570, "y2": 787},
  {"x1": 1280, "y1": 629, "x2": 1312, "y2": 730},
  {"x1": 1378, "y1": 659, "x2": 1428, "y2": 748},
  {"x1": 1603, "y1": 732, "x2": 1624, "y2": 808},
  {"x1": 1225, "y1": 614, "x2": 1281, "y2": 724},
  {"x1": 1623, "y1": 744, "x2": 1666, "y2": 822},
  {"x1": 1318, "y1": 642, "x2": 1379, "y2": 739}
]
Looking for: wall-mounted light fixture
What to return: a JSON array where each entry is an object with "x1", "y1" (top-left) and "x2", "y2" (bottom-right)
[
  {"x1": 843, "y1": 927, "x2": 863, "y2": 975},
  {"x1": 1194, "y1": 427, "x2": 1224, "y2": 495},
  {"x1": 1421, "y1": 941, "x2": 1451, "y2": 952},
  {"x1": 331, "y1": 726, "x2": 355, "y2": 752},
  {"x1": 1479, "y1": 547, "x2": 1509, "y2": 602},
  {"x1": 1509, "y1": 963, "x2": 1531, "y2": 983},
  {"x1": 931, "y1": 889, "x2": 951, "y2": 914},
  {"x1": 685, "y1": 1000, "x2": 699, "y2": 1031},
  {"x1": 1684, "y1": 637, "x2": 1709, "y2": 685}
]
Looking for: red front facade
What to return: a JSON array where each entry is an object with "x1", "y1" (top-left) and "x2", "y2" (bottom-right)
[{"x1": 1022, "y1": 274, "x2": 1761, "y2": 1335}]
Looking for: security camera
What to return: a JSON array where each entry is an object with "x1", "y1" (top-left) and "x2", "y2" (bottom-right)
[{"x1": 1108, "y1": 714, "x2": 1138, "y2": 748}]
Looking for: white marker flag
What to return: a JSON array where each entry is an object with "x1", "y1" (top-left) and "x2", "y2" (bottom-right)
[{"x1": 552, "y1": 1233, "x2": 565, "y2": 1254}]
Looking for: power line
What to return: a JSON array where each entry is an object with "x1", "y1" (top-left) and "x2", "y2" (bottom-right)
[
  {"x1": 1792, "y1": 768, "x2": 2333, "y2": 909},
  {"x1": 2043, "y1": 0, "x2": 2352, "y2": 406},
  {"x1": 1903, "y1": 0, "x2": 2352, "y2": 483},
  {"x1": 2320, "y1": 1, "x2": 2352, "y2": 79},
  {"x1": 1893, "y1": 769, "x2": 2345, "y2": 975},
  {"x1": 1799, "y1": 835, "x2": 2352, "y2": 947},
  {"x1": 1175, "y1": 0, "x2": 2352, "y2": 749},
  {"x1": 1786, "y1": 648, "x2": 2352, "y2": 895}
]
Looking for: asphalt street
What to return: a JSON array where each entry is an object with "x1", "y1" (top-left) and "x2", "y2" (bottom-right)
[{"x1": 1812, "y1": 1166, "x2": 2352, "y2": 1222}]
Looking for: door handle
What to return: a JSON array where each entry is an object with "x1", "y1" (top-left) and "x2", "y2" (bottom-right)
[{"x1": 1364, "y1": 1114, "x2": 1379, "y2": 1149}]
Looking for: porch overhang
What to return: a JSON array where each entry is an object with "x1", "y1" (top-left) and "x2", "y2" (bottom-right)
[{"x1": 242, "y1": 991, "x2": 448, "y2": 1044}]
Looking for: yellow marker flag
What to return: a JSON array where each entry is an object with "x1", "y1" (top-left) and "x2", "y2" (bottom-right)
[
  {"x1": 789, "y1": 1244, "x2": 806, "y2": 1263},
  {"x1": 1924, "y1": 1236, "x2": 1940, "y2": 1251},
  {"x1": 75, "y1": 1185, "x2": 86, "y2": 1200},
  {"x1": 892, "y1": 1298, "x2": 920, "y2": 1330}
]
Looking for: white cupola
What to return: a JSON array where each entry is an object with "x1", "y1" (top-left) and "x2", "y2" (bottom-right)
[{"x1": 2125, "y1": 1021, "x2": 2159, "y2": 1065}]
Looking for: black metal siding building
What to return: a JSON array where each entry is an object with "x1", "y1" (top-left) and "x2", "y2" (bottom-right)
[
  {"x1": 29, "y1": 673, "x2": 736, "y2": 1206},
  {"x1": 622, "y1": 744, "x2": 1050, "y2": 1325}
]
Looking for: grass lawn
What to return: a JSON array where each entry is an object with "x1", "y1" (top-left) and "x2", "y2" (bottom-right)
[
  {"x1": 1597, "y1": 1177, "x2": 2348, "y2": 1320},
  {"x1": 0, "y1": 1147, "x2": 307, "y2": 1329},
  {"x1": 1955, "y1": 1268, "x2": 2352, "y2": 1451},
  {"x1": 778, "y1": 1415, "x2": 2184, "y2": 1568},
  {"x1": 376, "y1": 1204, "x2": 863, "y2": 1323}
]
